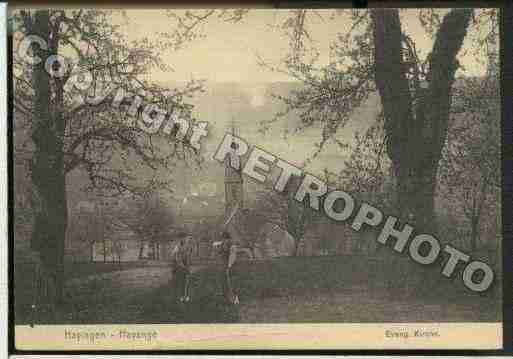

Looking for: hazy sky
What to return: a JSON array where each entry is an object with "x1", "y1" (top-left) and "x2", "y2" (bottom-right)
[
  {"x1": 117, "y1": 9, "x2": 493, "y2": 84},
  {"x1": 111, "y1": 9, "x2": 496, "y2": 177},
  {"x1": 10, "y1": 8, "x2": 498, "y2": 205}
]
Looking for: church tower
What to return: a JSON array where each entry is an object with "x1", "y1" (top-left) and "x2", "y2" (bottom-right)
[{"x1": 224, "y1": 120, "x2": 244, "y2": 217}]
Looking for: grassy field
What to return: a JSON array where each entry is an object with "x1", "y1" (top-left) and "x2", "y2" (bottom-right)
[
  {"x1": 195, "y1": 255, "x2": 498, "y2": 300},
  {"x1": 15, "y1": 255, "x2": 501, "y2": 324},
  {"x1": 188, "y1": 255, "x2": 501, "y2": 323}
]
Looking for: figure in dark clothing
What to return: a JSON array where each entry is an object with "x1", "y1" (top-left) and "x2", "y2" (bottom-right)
[
  {"x1": 220, "y1": 231, "x2": 239, "y2": 304},
  {"x1": 171, "y1": 232, "x2": 193, "y2": 302}
]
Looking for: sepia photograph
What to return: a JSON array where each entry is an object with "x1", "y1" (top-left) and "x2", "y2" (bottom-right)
[{"x1": 10, "y1": 6, "x2": 502, "y2": 350}]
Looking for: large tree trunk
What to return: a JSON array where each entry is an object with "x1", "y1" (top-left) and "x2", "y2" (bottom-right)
[
  {"x1": 30, "y1": 10, "x2": 68, "y2": 309},
  {"x1": 372, "y1": 9, "x2": 472, "y2": 231},
  {"x1": 371, "y1": 9, "x2": 472, "y2": 296}
]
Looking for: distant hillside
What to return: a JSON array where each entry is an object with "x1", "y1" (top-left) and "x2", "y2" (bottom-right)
[{"x1": 188, "y1": 81, "x2": 380, "y2": 171}]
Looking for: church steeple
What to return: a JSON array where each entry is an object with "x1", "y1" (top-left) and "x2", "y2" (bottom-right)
[{"x1": 224, "y1": 118, "x2": 243, "y2": 217}]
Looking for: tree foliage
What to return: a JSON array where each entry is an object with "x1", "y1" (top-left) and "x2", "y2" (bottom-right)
[
  {"x1": 13, "y1": 9, "x2": 204, "y2": 197},
  {"x1": 256, "y1": 9, "x2": 498, "y2": 230},
  {"x1": 439, "y1": 74, "x2": 500, "y2": 251},
  {"x1": 12, "y1": 9, "x2": 206, "y2": 308},
  {"x1": 326, "y1": 114, "x2": 394, "y2": 211}
]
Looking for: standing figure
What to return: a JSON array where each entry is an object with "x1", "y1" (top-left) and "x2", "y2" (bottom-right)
[
  {"x1": 220, "y1": 231, "x2": 239, "y2": 304},
  {"x1": 171, "y1": 232, "x2": 193, "y2": 303}
]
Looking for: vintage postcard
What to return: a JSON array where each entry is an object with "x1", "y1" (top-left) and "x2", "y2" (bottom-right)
[{"x1": 10, "y1": 7, "x2": 502, "y2": 350}]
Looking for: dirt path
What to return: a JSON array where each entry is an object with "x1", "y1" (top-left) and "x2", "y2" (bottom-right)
[{"x1": 56, "y1": 263, "x2": 212, "y2": 324}]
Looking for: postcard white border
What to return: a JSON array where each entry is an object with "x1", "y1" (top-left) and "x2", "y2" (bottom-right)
[{"x1": 14, "y1": 322, "x2": 502, "y2": 350}]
